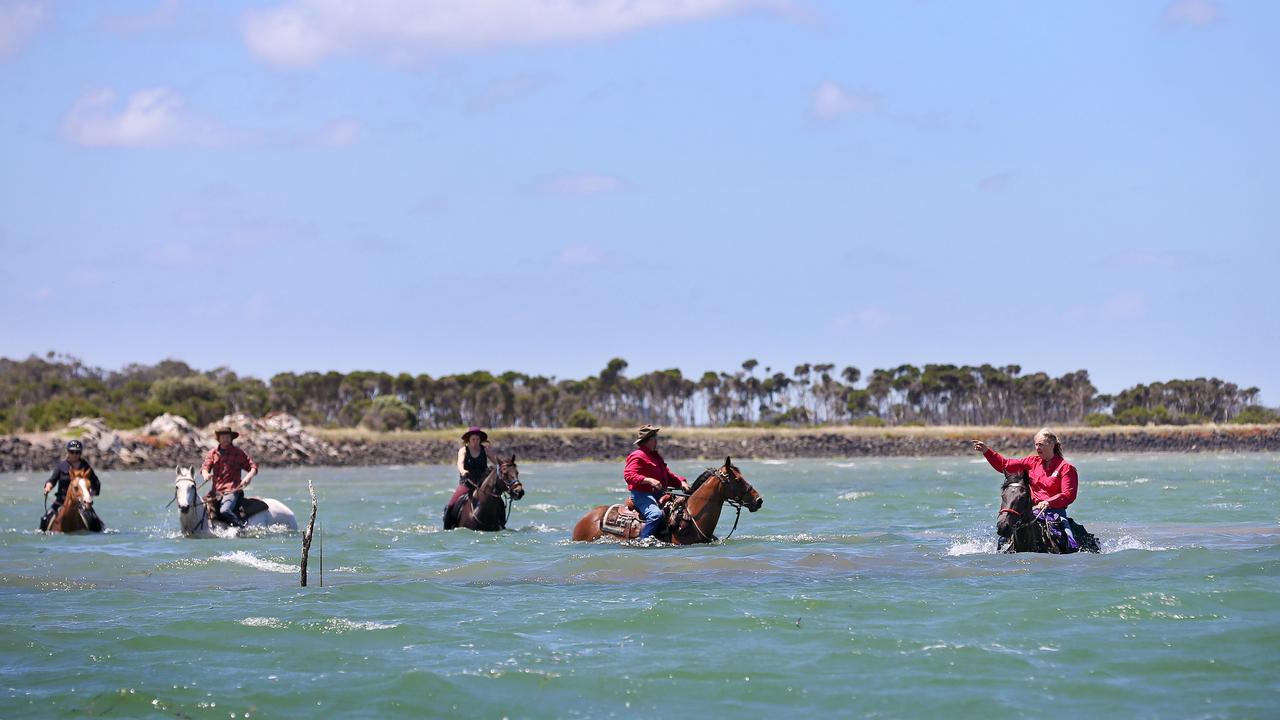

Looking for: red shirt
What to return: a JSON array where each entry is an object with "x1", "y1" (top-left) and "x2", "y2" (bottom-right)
[
  {"x1": 202, "y1": 445, "x2": 258, "y2": 495},
  {"x1": 624, "y1": 446, "x2": 687, "y2": 494},
  {"x1": 983, "y1": 449, "x2": 1078, "y2": 509}
]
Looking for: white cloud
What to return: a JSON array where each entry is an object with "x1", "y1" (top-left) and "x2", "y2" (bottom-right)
[
  {"x1": 1162, "y1": 0, "x2": 1223, "y2": 27},
  {"x1": 538, "y1": 173, "x2": 627, "y2": 195},
  {"x1": 61, "y1": 87, "x2": 227, "y2": 147},
  {"x1": 0, "y1": 1, "x2": 46, "y2": 58},
  {"x1": 319, "y1": 118, "x2": 360, "y2": 146},
  {"x1": 242, "y1": 0, "x2": 786, "y2": 67},
  {"x1": 557, "y1": 245, "x2": 608, "y2": 266},
  {"x1": 811, "y1": 81, "x2": 881, "y2": 120}
]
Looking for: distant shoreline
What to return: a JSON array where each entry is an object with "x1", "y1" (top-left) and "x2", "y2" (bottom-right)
[{"x1": 2, "y1": 424, "x2": 1277, "y2": 473}]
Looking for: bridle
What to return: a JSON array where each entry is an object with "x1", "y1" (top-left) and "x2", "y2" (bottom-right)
[
  {"x1": 480, "y1": 460, "x2": 521, "y2": 529},
  {"x1": 172, "y1": 479, "x2": 211, "y2": 530},
  {"x1": 683, "y1": 466, "x2": 754, "y2": 542}
]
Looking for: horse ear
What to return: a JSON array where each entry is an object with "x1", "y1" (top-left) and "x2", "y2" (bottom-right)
[
  {"x1": 176, "y1": 465, "x2": 182, "y2": 475},
  {"x1": 510, "y1": 454, "x2": 516, "y2": 464},
  {"x1": 725, "y1": 456, "x2": 732, "y2": 468}
]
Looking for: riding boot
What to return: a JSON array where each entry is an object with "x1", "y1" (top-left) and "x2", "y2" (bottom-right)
[
  {"x1": 39, "y1": 508, "x2": 55, "y2": 532},
  {"x1": 219, "y1": 511, "x2": 244, "y2": 528}
]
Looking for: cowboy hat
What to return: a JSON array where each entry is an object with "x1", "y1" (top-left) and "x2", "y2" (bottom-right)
[
  {"x1": 461, "y1": 426, "x2": 489, "y2": 443},
  {"x1": 213, "y1": 426, "x2": 240, "y2": 439},
  {"x1": 633, "y1": 424, "x2": 661, "y2": 446}
]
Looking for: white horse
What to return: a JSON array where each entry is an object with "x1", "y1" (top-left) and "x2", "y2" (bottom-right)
[{"x1": 173, "y1": 466, "x2": 297, "y2": 537}]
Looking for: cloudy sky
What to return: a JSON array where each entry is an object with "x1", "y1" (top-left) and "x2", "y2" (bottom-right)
[{"x1": 1, "y1": 0, "x2": 1276, "y2": 400}]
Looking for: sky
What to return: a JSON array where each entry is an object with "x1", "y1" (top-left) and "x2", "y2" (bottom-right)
[{"x1": 1, "y1": 0, "x2": 1277, "y2": 402}]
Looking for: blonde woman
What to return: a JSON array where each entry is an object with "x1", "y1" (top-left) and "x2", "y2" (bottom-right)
[{"x1": 972, "y1": 428, "x2": 1077, "y2": 515}]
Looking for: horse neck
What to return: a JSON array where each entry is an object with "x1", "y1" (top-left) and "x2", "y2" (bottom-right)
[
  {"x1": 686, "y1": 473, "x2": 727, "y2": 535},
  {"x1": 472, "y1": 470, "x2": 507, "y2": 520}
]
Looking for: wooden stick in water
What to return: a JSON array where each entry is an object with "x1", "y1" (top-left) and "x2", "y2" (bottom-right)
[{"x1": 301, "y1": 479, "x2": 318, "y2": 587}]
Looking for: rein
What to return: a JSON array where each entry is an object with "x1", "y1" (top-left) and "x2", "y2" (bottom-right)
[{"x1": 682, "y1": 468, "x2": 747, "y2": 542}]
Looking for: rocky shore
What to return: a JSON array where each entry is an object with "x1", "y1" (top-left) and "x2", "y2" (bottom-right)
[{"x1": 1, "y1": 415, "x2": 1278, "y2": 473}]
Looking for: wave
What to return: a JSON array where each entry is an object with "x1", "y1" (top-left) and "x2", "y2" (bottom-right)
[
  {"x1": 212, "y1": 550, "x2": 296, "y2": 574},
  {"x1": 837, "y1": 491, "x2": 873, "y2": 501}
]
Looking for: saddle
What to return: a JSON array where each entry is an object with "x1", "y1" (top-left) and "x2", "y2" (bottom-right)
[
  {"x1": 598, "y1": 495, "x2": 685, "y2": 541},
  {"x1": 204, "y1": 495, "x2": 270, "y2": 526}
]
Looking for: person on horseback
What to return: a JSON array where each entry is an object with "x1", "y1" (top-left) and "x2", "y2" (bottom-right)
[
  {"x1": 40, "y1": 440, "x2": 102, "y2": 531},
  {"x1": 201, "y1": 426, "x2": 258, "y2": 528},
  {"x1": 624, "y1": 425, "x2": 690, "y2": 539},
  {"x1": 445, "y1": 426, "x2": 493, "y2": 523},
  {"x1": 973, "y1": 428, "x2": 1077, "y2": 515}
]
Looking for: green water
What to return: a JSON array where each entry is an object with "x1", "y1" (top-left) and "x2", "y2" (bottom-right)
[{"x1": 2, "y1": 454, "x2": 1278, "y2": 719}]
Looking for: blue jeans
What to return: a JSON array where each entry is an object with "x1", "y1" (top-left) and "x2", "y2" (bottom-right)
[
  {"x1": 219, "y1": 491, "x2": 244, "y2": 526},
  {"x1": 631, "y1": 491, "x2": 665, "y2": 539}
]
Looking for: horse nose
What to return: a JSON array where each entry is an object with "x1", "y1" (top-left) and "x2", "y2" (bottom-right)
[{"x1": 750, "y1": 497, "x2": 763, "y2": 511}]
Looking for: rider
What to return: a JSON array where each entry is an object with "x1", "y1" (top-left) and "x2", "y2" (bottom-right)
[
  {"x1": 624, "y1": 425, "x2": 690, "y2": 539},
  {"x1": 40, "y1": 440, "x2": 102, "y2": 531},
  {"x1": 973, "y1": 428, "x2": 1078, "y2": 517},
  {"x1": 201, "y1": 426, "x2": 258, "y2": 527},
  {"x1": 447, "y1": 426, "x2": 493, "y2": 516}
]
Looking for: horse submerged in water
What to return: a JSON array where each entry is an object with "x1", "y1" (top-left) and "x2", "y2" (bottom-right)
[
  {"x1": 45, "y1": 467, "x2": 105, "y2": 533},
  {"x1": 998, "y1": 470, "x2": 1099, "y2": 554},
  {"x1": 443, "y1": 455, "x2": 524, "y2": 531},
  {"x1": 172, "y1": 466, "x2": 297, "y2": 538},
  {"x1": 572, "y1": 457, "x2": 763, "y2": 544}
]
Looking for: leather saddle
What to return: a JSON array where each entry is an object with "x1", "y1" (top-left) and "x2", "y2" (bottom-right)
[
  {"x1": 599, "y1": 495, "x2": 685, "y2": 541},
  {"x1": 204, "y1": 495, "x2": 271, "y2": 526}
]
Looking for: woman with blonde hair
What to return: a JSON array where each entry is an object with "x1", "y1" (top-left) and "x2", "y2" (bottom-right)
[{"x1": 972, "y1": 428, "x2": 1076, "y2": 515}]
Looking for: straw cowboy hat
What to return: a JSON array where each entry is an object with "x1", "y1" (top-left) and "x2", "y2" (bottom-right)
[
  {"x1": 461, "y1": 426, "x2": 489, "y2": 443},
  {"x1": 633, "y1": 424, "x2": 661, "y2": 446},
  {"x1": 213, "y1": 426, "x2": 240, "y2": 439}
]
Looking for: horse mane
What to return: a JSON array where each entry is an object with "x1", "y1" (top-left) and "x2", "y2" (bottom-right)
[
  {"x1": 1001, "y1": 471, "x2": 1029, "y2": 489},
  {"x1": 690, "y1": 463, "x2": 739, "y2": 494}
]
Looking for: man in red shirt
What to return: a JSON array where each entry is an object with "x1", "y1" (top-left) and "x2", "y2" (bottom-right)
[
  {"x1": 202, "y1": 426, "x2": 259, "y2": 527},
  {"x1": 973, "y1": 428, "x2": 1078, "y2": 514},
  {"x1": 624, "y1": 425, "x2": 690, "y2": 539}
]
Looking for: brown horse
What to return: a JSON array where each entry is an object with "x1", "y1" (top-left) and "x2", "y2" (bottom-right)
[
  {"x1": 997, "y1": 470, "x2": 1098, "y2": 553},
  {"x1": 444, "y1": 455, "x2": 524, "y2": 531},
  {"x1": 47, "y1": 467, "x2": 105, "y2": 533},
  {"x1": 572, "y1": 456, "x2": 763, "y2": 544}
]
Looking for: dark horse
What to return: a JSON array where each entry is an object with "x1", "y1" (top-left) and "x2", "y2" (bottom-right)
[
  {"x1": 46, "y1": 467, "x2": 105, "y2": 533},
  {"x1": 443, "y1": 455, "x2": 524, "y2": 531},
  {"x1": 998, "y1": 470, "x2": 1098, "y2": 553},
  {"x1": 572, "y1": 456, "x2": 763, "y2": 544}
]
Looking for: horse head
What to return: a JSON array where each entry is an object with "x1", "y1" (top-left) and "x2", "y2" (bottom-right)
[
  {"x1": 67, "y1": 467, "x2": 93, "y2": 511},
  {"x1": 497, "y1": 455, "x2": 524, "y2": 501},
  {"x1": 997, "y1": 470, "x2": 1031, "y2": 538},
  {"x1": 718, "y1": 456, "x2": 763, "y2": 512},
  {"x1": 174, "y1": 465, "x2": 199, "y2": 515}
]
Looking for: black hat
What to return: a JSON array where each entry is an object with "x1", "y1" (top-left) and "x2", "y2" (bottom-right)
[{"x1": 66, "y1": 440, "x2": 83, "y2": 453}]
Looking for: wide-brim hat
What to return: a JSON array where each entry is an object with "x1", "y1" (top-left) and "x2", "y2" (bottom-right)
[
  {"x1": 213, "y1": 426, "x2": 240, "y2": 439},
  {"x1": 461, "y1": 426, "x2": 489, "y2": 443},
  {"x1": 633, "y1": 424, "x2": 661, "y2": 446}
]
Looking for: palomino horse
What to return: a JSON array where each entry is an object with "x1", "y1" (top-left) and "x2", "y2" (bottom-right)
[
  {"x1": 47, "y1": 467, "x2": 105, "y2": 533},
  {"x1": 572, "y1": 456, "x2": 763, "y2": 544},
  {"x1": 998, "y1": 470, "x2": 1099, "y2": 554},
  {"x1": 173, "y1": 466, "x2": 297, "y2": 537},
  {"x1": 444, "y1": 455, "x2": 524, "y2": 531}
]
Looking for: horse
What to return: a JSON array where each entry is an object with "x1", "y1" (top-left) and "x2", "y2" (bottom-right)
[
  {"x1": 172, "y1": 466, "x2": 298, "y2": 537},
  {"x1": 571, "y1": 456, "x2": 763, "y2": 544},
  {"x1": 46, "y1": 467, "x2": 105, "y2": 533},
  {"x1": 997, "y1": 470, "x2": 1099, "y2": 554},
  {"x1": 443, "y1": 455, "x2": 524, "y2": 531}
]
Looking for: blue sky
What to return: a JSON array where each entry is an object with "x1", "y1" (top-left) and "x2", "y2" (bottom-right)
[{"x1": 1, "y1": 0, "x2": 1277, "y2": 401}]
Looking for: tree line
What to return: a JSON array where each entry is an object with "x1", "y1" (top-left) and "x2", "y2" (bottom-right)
[{"x1": 0, "y1": 352, "x2": 1274, "y2": 434}]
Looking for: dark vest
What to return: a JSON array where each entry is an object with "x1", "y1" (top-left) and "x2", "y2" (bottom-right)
[{"x1": 462, "y1": 447, "x2": 488, "y2": 482}]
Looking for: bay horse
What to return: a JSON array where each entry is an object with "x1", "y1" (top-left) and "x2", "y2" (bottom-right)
[
  {"x1": 997, "y1": 470, "x2": 1099, "y2": 554},
  {"x1": 572, "y1": 456, "x2": 763, "y2": 544},
  {"x1": 172, "y1": 466, "x2": 297, "y2": 538},
  {"x1": 443, "y1": 455, "x2": 524, "y2": 531},
  {"x1": 47, "y1": 467, "x2": 105, "y2": 533}
]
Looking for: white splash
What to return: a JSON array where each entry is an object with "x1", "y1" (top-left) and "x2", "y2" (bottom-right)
[
  {"x1": 838, "y1": 491, "x2": 873, "y2": 501},
  {"x1": 240, "y1": 617, "x2": 288, "y2": 629},
  {"x1": 212, "y1": 550, "x2": 296, "y2": 574}
]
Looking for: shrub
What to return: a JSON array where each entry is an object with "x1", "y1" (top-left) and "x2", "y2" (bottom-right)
[
  {"x1": 1083, "y1": 413, "x2": 1115, "y2": 427},
  {"x1": 1231, "y1": 405, "x2": 1280, "y2": 424},
  {"x1": 359, "y1": 396, "x2": 417, "y2": 431},
  {"x1": 850, "y1": 416, "x2": 886, "y2": 427},
  {"x1": 566, "y1": 409, "x2": 599, "y2": 428}
]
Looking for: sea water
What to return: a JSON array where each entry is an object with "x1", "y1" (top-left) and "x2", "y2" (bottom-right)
[{"x1": 1, "y1": 454, "x2": 1277, "y2": 718}]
